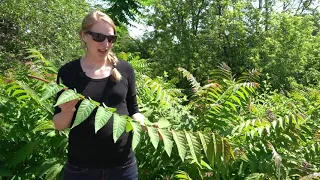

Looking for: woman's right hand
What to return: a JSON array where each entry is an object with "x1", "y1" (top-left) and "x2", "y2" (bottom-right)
[{"x1": 58, "y1": 99, "x2": 79, "y2": 114}]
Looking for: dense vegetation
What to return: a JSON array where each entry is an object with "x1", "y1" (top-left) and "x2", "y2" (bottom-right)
[{"x1": 1, "y1": 0, "x2": 320, "y2": 179}]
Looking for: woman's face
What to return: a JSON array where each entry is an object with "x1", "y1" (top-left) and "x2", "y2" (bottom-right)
[{"x1": 82, "y1": 20, "x2": 115, "y2": 59}]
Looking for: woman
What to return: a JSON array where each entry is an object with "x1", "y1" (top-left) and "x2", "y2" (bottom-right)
[{"x1": 53, "y1": 10, "x2": 144, "y2": 180}]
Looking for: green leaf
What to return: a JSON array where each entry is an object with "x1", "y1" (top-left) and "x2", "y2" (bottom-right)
[
  {"x1": 238, "y1": 123, "x2": 245, "y2": 134},
  {"x1": 8, "y1": 140, "x2": 40, "y2": 168},
  {"x1": 158, "y1": 128, "x2": 173, "y2": 157},
  {"x1": 147, "y1": 126, "x2": 159, "y2": 149},
  {"x1": 278, "y1": 117, "x2": 284, "y2": 129},
  {"x1": 41, "y1": 81, "x2": 63, "y2": 101},
  {"x1": 126, "y1": 121, "x2": 133, "y2": 132},
  {"x1": 174, "y1": 170, "x2": 192, "y2": 180},
  {"x1": 245, "y1": 173, "x2": 266, "y2": 180},
  {"x1": 199, "y1": 132, "x2": 214, "y2": 168},
  {"x1": 6, "y1": 84, "x2": 20, "y2": 94},
  {"x1": 236, "y1": 90, "x2": 246, "y2": 100},
  {"x1": 225, "y1": 101, "x2": 237, "y2": 112},
  {"x1": 17, "y1": 95, "x2": 30, "y2": 101},
  {"x1": 113, "y1": 114, "x2": 127, "y2": 143},
  {"x1": 265, "y1": 125, "x2": 271, "y2": 136},
  {"x1": 45, "y1": 163, "x2": 63, "y2": 180},
  {"x1": 230, "y1": 95, "x2": 242, "y2": 105},
  {"x1": 95, "y1": 106, "x2": 112, "y2": 133},
  {"x1": 0, "y1": 168, "x2": 12, "y2": 176},
  {"x1": 33, "y1": 120, "x2": 55, "y2": 132},
  {"x1": 172, "y1": 130, "x2": 187, "y2": 162},
  {"x1": 157, "y1": 117, "x2": 171, "y2": 128},
  {"x1": 54, "y1": 89, "x2": 78, "y2": 107},
  {"x1": 258, "y1": 127, "x2": 264, "y2": 137},
  {"x1": 240, "y1": 87, "x2": 249, "y2": 98},
  {"x1": 185, "y1": 131, "x2": 202, "y2": 165},
  {"x1": 11, "y1": 89, "x2": 26, "y2": 97},
  {"x1": 16, "y1": 81, "x2": 53, "y2": 114},
  {"x1": 201, "y1": 159, "x2": 213, "y2": 170},
  {"x1": 72, "y1": 99, "x2": 96, "y2": 129},
  {"x1": 223, "y1": 138, "x2": 234, "y2": 161},
  {"x1": 215, "y1": 135, "x2": 222, "y2": 165},
  {"x1": 131, "y1": 121, "x2": 142, "y2": 151}
]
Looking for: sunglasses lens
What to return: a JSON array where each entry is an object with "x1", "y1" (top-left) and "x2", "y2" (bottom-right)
[
  {"x1": 107, "y1": 36, "x2": 117, "y2": 43},
  {"x1": 92, "y1": 33, "x2": 106, "y2": 42},
  {"x1": 87, "y1": 31, "x2": 117, "y2": 43}
]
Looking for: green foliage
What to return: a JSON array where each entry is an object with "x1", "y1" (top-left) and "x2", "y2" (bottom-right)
[
  {"x1": 0, "y1": 0, "x2": 90, "y2": 64},
  {"x1": 2, "y1": 49, "x2": 320, "y2": 180},
  {"x1": 95, "y1": 106, "x2": 113, "y2": 133},
  {"x1": 39, "y1": 78, "x2": 235, "y2": 169},
  {"x1": 138, "y1": 0, "x2": 320, "y2": 90},
  {"x1": 73, "y1": 99, "x2": 97, "y2": 129}
]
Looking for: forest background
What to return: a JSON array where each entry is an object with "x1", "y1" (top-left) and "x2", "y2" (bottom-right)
[{"x1": 1, "y1": 0, "x2": 320, "y2": 179}]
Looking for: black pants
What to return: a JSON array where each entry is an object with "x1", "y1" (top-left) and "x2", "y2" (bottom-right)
[{"x1": 63, "y1": 160, "x2": 138, "y2": 180}]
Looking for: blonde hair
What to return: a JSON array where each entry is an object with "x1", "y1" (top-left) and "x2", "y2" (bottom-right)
[{"x1": 80, "y1": 10, "x2": 122, "y2": 81}]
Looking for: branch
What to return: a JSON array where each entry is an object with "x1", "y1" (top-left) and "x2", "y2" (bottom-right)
[{"x1": 27, "y1": 74, "x2": 50, "y2": 83}]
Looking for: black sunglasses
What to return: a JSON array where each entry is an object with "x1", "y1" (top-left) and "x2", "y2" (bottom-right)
[{"x1": 85, "y1": 31, "x2": 117, "y2": 43}]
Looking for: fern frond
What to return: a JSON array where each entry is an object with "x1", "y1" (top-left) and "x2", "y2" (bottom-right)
[
  {"x1": 300, "y1": 173, "x2": 320, "y2": 180},
  {"x1": 33, "y1": 120, "x2": 55, "y2": 132},
  {"x1": 245, "y1": 173, "x2": 267, "y2": 180},
  {"x1": 44, "y1": 163, "x2": 63, "y2": 180},
  {"x1": 128, "y1": 57, "x2": 151, "y2": 75},
  {"x1": 267, "y1": 142, "x2": 282, "y2": 177},
  {"x1": 8, "y1": 140, "x2": 40, "y2": 168},
  {"x1": 172, "y1": 130, "x2": 187, "y2": 162},
  {"x1": 178, "y1": 67, "x2": 201, "y2": 92},
  {"x1": 174, "y1": 170, "x2": 192, "y2": 180},
  {"x1": 237, "y1": 69, "x2": 261, "y2": 83},
  {"x1": 210, "y1": 63, "x2": 233, "y2": 82},
  {"x1": 26, "y1": 49, "x2": 58, "y2": 74},
  {"x1": 185, "y1": 131, "x2": 202, "y2": 165},
  {"x1": 35, "y1": 76, "x2": 237, "y2": 169},
  {"x1": 0, "y1": 168, "x2": 12, "y2": 176},
  {"x1": 6, "y1": 80, "x2": 53, "y2": 114}
]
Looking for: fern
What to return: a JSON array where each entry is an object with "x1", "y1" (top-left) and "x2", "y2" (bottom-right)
[
  {"x1": 0, "y1": 168, "x2": 12, "y2": 176},
  {"x1": 35, "y1": 80, "x2": 235, "y2": 168},
  {"x1": 172, "y1": 130, "x2": 187, "y2": 162},
  {"x1": 26, "y1": 49, "x2": 59, "y2": 74},
  {"x1": 32, "y1": 120, "x2": 55, "y2": 132},
  {"x1": 44, "y1": 163, "x2": 63, "y2": 180},
  {"x1": 178, "y1": 67, "x2": 201, "y2": 92},
  {"x1": 178, "y1": 64, "x2": 260, "y2": 133},
  {"x1": 40, "y1": 81, "x2": 64, "y2": 101},
  {"x1": 300, "y1": 173, "x2": 320, "y2": 180},
  {"x1": 8, "y1": 140, "x2": 40, "y2": 168},
  {"x1": 174, "y1": 170, "x2": 193, "y2": 180},
  {"x1": 147, "y1": 126, "x2": 160, "y2": 149},
  {"x1": 245, "y1": 173, "x2": 267, "y2": 180},
  {"x1": 158, "y1": 128, "x2": 174, "y2": 157},
  {"x1": 6, "y1": 80, "x2": 53, "y2": 114}
]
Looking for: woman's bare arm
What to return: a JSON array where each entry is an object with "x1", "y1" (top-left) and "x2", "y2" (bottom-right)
[{"x1": 53, "y1": 99, "x2": 78, "y2": 131}]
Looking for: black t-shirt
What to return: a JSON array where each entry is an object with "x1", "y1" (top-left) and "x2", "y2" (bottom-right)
[{"x1": 54, "y1": 58, "x2": 140, "y2": 168}]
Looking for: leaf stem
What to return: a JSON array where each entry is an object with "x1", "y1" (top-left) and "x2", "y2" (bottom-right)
[{"x1": 27, "y1": 74, "x2": 50, "y2": 83}]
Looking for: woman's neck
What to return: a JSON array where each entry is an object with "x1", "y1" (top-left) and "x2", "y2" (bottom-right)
[{"x1": 81, "y1": 54, "x2": 112, "y2": 70}]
